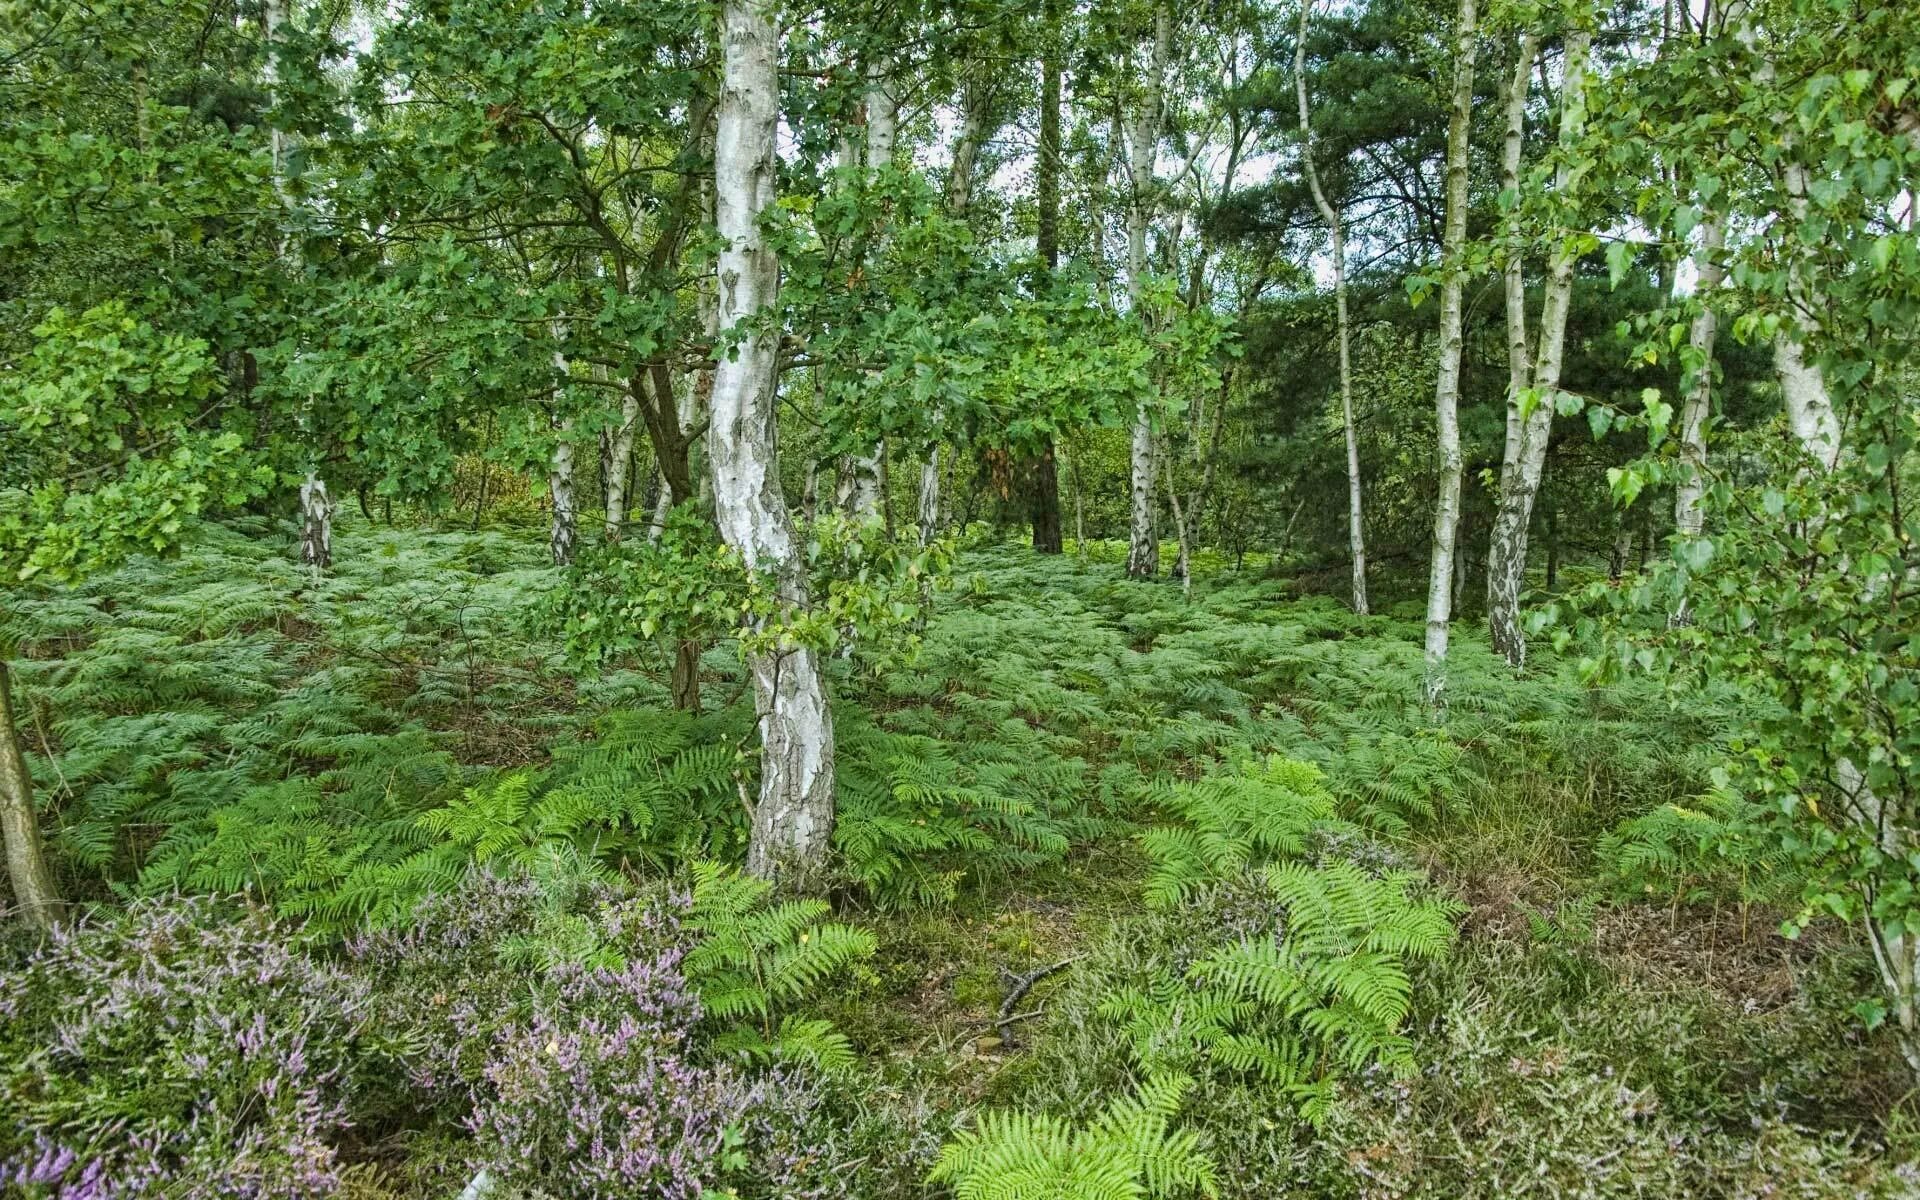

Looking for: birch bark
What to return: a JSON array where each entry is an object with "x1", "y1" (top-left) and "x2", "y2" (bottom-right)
[
  {"x1": 844, "y1": 59, "x2": 895, "y2": 524},
  {"x1": 1422, "y1": 0, "x2": 1479, "y2": 706},
  {"x1": 1487, "y1": 27, "x2": 1591, "y2": 667},
  {"x1": 714, "y1": 0, "x2": 835, "y2": 884},
  {"x1": 0, "y1": 660, "x2": 59, "y2": 926},
  {"x1": 1124, "y1": 1, "x2": 1170, "y2": 580},
  {"x1": 1296, "y1": 0, "x2": 1367, "y2": 614}
]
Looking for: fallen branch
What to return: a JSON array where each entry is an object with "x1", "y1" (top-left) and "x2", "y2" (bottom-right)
[{"x1": 994, "y1": 957, "x2": 1078, "y2": 1049}]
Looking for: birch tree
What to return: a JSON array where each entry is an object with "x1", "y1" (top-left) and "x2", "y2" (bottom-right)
[
  {"x1": 712, "y1": 0, "x2": 836, "y2": 884},
  {"x1": 1029, "y1": 0, "x2": 1068, "y2": 555},
  {"x1": 1124, "y1": 0, "x2": 1171, "y2": 580},
  {"x1": 1672, "y1": 216, "x2": 1725, "y2": 547},
  {"x1": 1422, "y1": 0, "x2": 1479, "y2": 705},
  {"x1": 1486, "y1": 23, "x2": 1591, "y2": 667},
  {"x1": 839, "y1": 60, "x2": 897, "y2": 525},
  {"x1": 1295, "y1": 0, "x2": 1367, "y2": 615},
  {"x1": 264, "y1": 0, "x2": 333, "y2": 572},
  {"x1": 0, "y1": 659, "x2": 59, "y2": 926},
  {"x1": 919, "y1": 78, "x2": 995, "y2": 546}
]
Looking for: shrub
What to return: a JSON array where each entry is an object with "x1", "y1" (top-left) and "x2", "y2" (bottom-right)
[
  {"x1": 0, "y1": 898, "x2": 369, "y2": 1199},
  {"x1": 465, "y1": 950, "x2": 762, "y2": 1200}
]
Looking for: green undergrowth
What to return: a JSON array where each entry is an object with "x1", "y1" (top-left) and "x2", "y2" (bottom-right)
[{"x1": 6, "y1": 522, "x2": 1916, "y2": 1196}]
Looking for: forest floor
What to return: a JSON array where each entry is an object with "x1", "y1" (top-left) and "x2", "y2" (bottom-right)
[{"x1": 8, "y1": 518, "x2": 1918, "y2": 1197}]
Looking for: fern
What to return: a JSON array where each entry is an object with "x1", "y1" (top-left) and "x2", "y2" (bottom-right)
[
  {"x1": 681, "y1": 861, "x2": 875, "y2": 1070},
  {"x1": 931, "y1": 1074, "x2": 1218, "y2": 1200},
  {"x1": 1140, "y1": 756, "x2": 1340, "y2": 909},
  {"x1": 1597, "y1": 785, "x2": 1799, "y2": 907}
]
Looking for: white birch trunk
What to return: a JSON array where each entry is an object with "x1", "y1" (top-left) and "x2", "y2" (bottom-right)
[
  {"x1": 267, "y1": 0, "x2": 335, "y2": 573},
  {"x1": 714, "y1": 0, "x2": 835, "y2": 885},
  {"x1": 842, "y1": 57, "x2": 896, "y2": 525},
  {"x1": 604, "y1": 384, "x2": 642, "y2": 540},
  {"x1": 0, "y1": 660, "x2": 60, "y2": 926},
  {"x1": 1498, "y1": 34, "x2": 1540, "y2": 487},
  {"x1": 1124, "y1": 2, "x2": 1170, "y2": 581},
  {"x1": 1673, "y1": 216, "x2": 1726, "y2": 543},
  {"x1": 647, "y1": 467, "x2": 672, "y2": 542},
  {"x1": 1297, "y1": 0, "x2": 1367, "y2": 615},
  {"x1": 1487, "y1": 27, "x2": 1590, "y2": 667},
  {"x1": 548, "y1": 420, "x2": 576, "y2": 567},
  {"x1": 1736, "y1": 11, "x2": 1920, "y2": 1077},
  {"x1": 548, "y1": 331, "x2": 576, "y2": 566},
  {"x1": 918, "y1": 450, "x2": 941, "y2": 547},
  {"x1": 299, "y1": 473, "x2": 332, "y2": 570},
  {"x1": 1423, "y1": 0, "x2": 1479, "y2": 706}
]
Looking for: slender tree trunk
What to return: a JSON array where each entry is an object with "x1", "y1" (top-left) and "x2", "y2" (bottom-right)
[
  {"x1": 1675, "y1": 217, "x2": 1726, "y2": 540},
  {"x1": 1157, "y1": 441, "x2": 1192, "y2": 598},
  {"x1": 1124, "y1": 1, "x2": 1170, "y2": 580},
  {"x1": 918, "y1": 448, "x2": 941, "y2": 547},
  {"x1": 472, "y1": 411, "x2": 494, "y2": 531},
  {"x1": 1498, "y1": 33, "x2": 1541, "y2": 488},
  {"x1": 0, "y1": 660, "x2": 59, "y2": 927},
  {"x1": 1025, "y1": 13, "x2": 1067, "y2": 555},
  {"x1": 842, "y1": 57, "x2": 895, "y2": 525},
  {"x1": 548, "y1": 420, "x2": 577, "y2": 567},
  {"x1": 714, "y1": 0, "x2": 834, "y2": 885},
  {"x1": 1488, "y1": 26, "x2": 1589, "y2": 667},
  {"x1": 1544, "y1": 495, "x2": 1559, "y2": 589},
  {"x1": 1296, "y1": 0, "x2": 1366, "y2": 614},
  {"x1": 1610, "y1": 520, "x2": 1633, "y2": 581},
  {"x1": 671, "y1": 641, "x2": 701, "y2": 711},
  {"x1": 1037, "y1": 2, "x2": 1062, "y2": 275},
  {"x1": 1066, "y1": 436, "x2": 1087, "y2": 557},
  {"x1": 1187, "y1": 366, "x2": 1230, "y2": 545},
  {"x1": 920, "y1": 87, "x2": 993, "y2": 547},
  {"x1": 267, "y1": 0, "x2": 334, "y2": 573},
  {"x1": 1423, "y1": 0, "x2": 1478, "y2": 707},
  {"x1": 299, "y1": 473, "x2": 332, "y2": 571},
  {"x1": 1030, "y1": 447, "x2": 1063, "y2": 553},
  {"x1": 605, "y1": 384, "x2": 642, "y2": 540}
]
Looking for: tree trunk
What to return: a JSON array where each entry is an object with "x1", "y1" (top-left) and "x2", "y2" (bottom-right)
[
  {"x1": 267, "y1": 0, "x2": 336, "y2": 574},
  {"x1": 548, "y1": 420, "x2": 577, "y2": 567},
  {"x1": 1487, "y1": 26, "x2": 1589, "y2": 667},
  {"x1": 1423, "y1": 0, "x2": 1479, "y2": 707},
  {"x1": 605, "y1": 383, "x2": 642, "y2": 540},
  {"x1": 1037, "y1": 0, "x2": 1062, "y2": 274},
  {"x1": 714, "y1": 0, "x2": 835, "y2": 886},
  {"x1": 671, "y1": 640, "x2": 701, "y2": 711},
  {"x1": 1544, "y1": 495, "x2": 1559, "y2": 589},
  {"x1": 1674, "y1": 216, "x2": 1726, "y2": 541},
  {"x1": 1497, "y1": 33, "x2": 1541, "y2": 488},
  {"x1": 1157, "y1": 440, "x2": 1192, "y2": 598},
  {"x1": 0, "y1": 660, "x2": 60, "y2": 927},
  {"x1": 1124, "y1": 1, "x2": 1170, "y2": 581},
  {"x1": 1028, "y1": 23, "x2": 1068, "y2": 555},
  {"x1": 1296, "y1": 0, "x2": 1367, "y2": 615},
  {"x1": 298, "y1": 473, "x2": 332, "y2": 571},
  {"x1": 1030, "y1": 445, "x2": 1063, "y2": 554},
  {"x1": 1066, "y1": 436, "x2": 1087, "y2": 557},
  {"x1": 1609, "y1": 520, "x2": 1633, "y2": 581},
  {"x1": 841, "y1": 56, "x2": 896, "y2": 526}
]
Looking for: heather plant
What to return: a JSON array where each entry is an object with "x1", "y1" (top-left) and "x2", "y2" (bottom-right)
[
  {"x1": 465, "y1": 948, "x2": 762, "y2": 1200},
  {"x1": 0, "y1": 897, "x2": 370, "y2": 1200}
]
